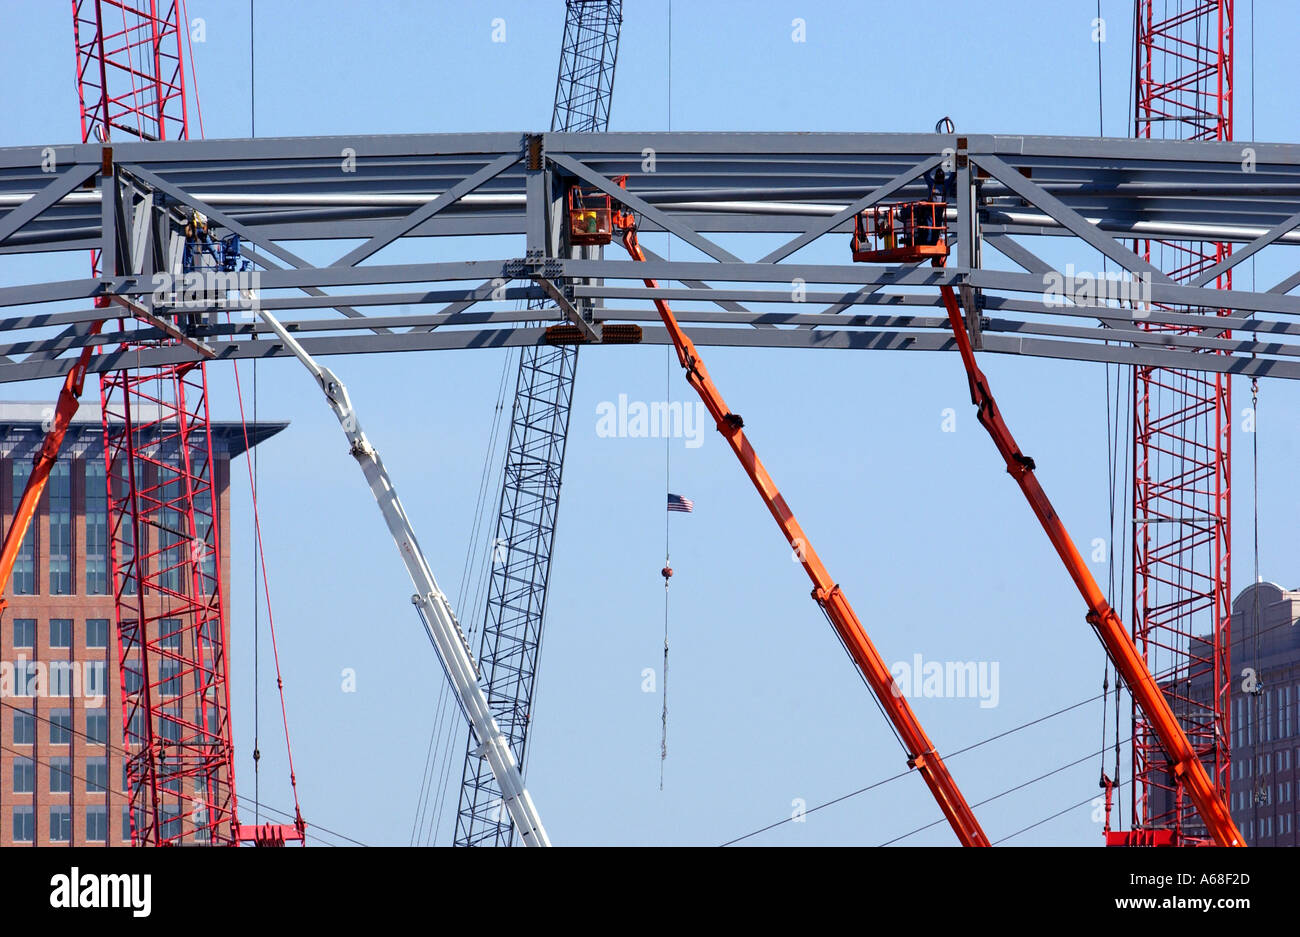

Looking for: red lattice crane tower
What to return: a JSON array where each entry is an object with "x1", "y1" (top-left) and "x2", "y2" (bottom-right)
[
  {"x1": 1126, "y1": 0, "x2": 1234, "y2": 845},
  {"x1": 71, "y1": 1, "x2": 296, "y2": 845}
]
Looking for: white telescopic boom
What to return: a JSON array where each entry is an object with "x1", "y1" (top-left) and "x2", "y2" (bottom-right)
[{"x1": 249, "y1": 298, "x2": 550, "y2": 846}]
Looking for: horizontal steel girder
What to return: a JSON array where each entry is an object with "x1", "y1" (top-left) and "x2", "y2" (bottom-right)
[{"x1": 0, "y1": 130, "x2": 1296, "y2": 383}]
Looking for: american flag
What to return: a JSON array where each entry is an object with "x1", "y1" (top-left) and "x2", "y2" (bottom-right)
[{"x1": 667, "y1": 493, "x2": 694, "y2": 514}]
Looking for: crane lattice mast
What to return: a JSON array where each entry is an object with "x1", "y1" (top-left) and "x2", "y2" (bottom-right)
[
  {"x1": 453, "y1": 0, "x2": 622, "y2": 847},
  {"x1": 1124, "y1": 0, "x2": 1234, "y2": 846},
  {"x1": 72, "y1": 0, "x2": 299, "y2": 845}
]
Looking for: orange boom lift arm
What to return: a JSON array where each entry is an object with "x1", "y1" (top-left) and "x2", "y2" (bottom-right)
[
  {"x1": 0, "y1": 324, "x2": 103, "y2": 616},
  {"x1": 936, "y1": 283, "x2": 1243, "y2": 847},
  {"x1": 619, "y1": 225, "x2": 989, "y2": 847}
]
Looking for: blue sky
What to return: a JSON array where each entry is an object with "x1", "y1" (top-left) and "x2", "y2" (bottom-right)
[{"x1": 1, "y1": 0, "x2": 1298, "y2": 846}]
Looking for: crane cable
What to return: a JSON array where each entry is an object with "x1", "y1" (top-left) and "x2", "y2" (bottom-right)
[
  {"x1": 878, "y1": 738, "x2": 1134, "y2": 847},
  {"x1": 660, "y1": 341, "x2": 671, "y2": 792},
  {"x1": 1094, "y1": 0, "x2": 1114, "y2": 823},
  {"x1": 231, "y1": 0, "x2": 307, "y2": 837},
  {"x1": 427, "y1": 351, "x2": 516, "y2": 845},
  {"x1": 721, "y1": 562, "x2": 1300, "y2": 845},
  {"x1": 1249, "y1": 375, "x2": 1264, "y2": 824},
  {"x1": 410, "y1": 345, "x2": 515, "y2": 844},
  {"x1": 230, "y1": 345, "x2": 306, "y2": 837},
  {"x1": 658, "y1": 0, "x2": 673, "y2": 792},
  {"x1": 1247, "y1": 0, "x2": 1269, "y2": 835},
  {"x1": 0, "y1": 711, "x2": 362, "y2": 846},
  {"x1": 721, "y1": 688, "x2": 1108, "y2": 845}
]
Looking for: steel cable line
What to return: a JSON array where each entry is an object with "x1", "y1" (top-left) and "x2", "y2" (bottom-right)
[
  {"x1": 0, "y1": 700, "x2": 368, "y2": 847},
  {"x1": 418, "y1": 348, "x2": 517, "y2": 845},
  {"x1": 721, "y1": 690, "x2": 1109, "y2": 846},
  {"x1": 878, "y1": 739, "x2": 1132, "y2": 846},
  {"x1": 408, "y1": 345, "x2": 514, "y2": 844},
  {"x1": 993, "y1": 777, "x2": 1132, "y2": 845},
  {"x1": 0, "y1": 740, "x2": 354, "y2": 848},
  {"x1": 724, "y1": 588, "x2": 1300, "y2": 847}
]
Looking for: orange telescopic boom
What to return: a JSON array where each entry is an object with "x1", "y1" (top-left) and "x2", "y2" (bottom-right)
[
  {"x1": 936, "y1": 283, "x2": 1243, "y2": 847},
  {"x1": 0, "y1": 322, "x2": 102, "y2": 615},
  {"x1": 619, "y1": 226, "x2": 989, "y2": 847}
]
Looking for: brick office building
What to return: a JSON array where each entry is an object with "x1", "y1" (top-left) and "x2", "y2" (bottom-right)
[
  {"x1": 1147, "y1": 580, "x2": 1300, "y2": 845},
  {"x1": 0, "y1": 402, "x2": 284, "y2": 846},
  {"x1": 1223, "y1": 581, "x2": 1300, "y2": 845}
]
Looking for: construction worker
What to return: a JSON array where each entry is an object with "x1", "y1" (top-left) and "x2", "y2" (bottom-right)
[{"x1": 916, "y1": 166, "x2": 954, "y2": 247}]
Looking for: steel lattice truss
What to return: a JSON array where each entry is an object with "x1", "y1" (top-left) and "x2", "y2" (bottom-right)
[
  {"x1": 1, "y1": 132, "x2": 1299, "y2": 384},
  {"x1": 1128, "y1": 0, "x2": 1234, "y2": 846},
  {"x1": 4, "y1": 127, "x2": 1298, "y2": 847},
  {"x1": 454, "y1": 0, "x2": 621, "y2": 848},
  {"x1": 70, "y1": 0, "x2": 243, "y2": 847},
  {"x1": 103, "y1": 365, "x2": 234, "y2": 845}
]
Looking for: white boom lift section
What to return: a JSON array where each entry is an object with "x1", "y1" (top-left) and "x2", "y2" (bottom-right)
[{"x1": 248, "y1": 297, "x2": 551, "y2": 847}]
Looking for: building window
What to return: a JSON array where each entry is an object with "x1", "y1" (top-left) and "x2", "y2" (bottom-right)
[
  {"x1": 85, "y1": 806, "x2": 107, "y2": 842},
  {"x1": 85, "y1": 459, "x2": 109, "y2": 595},
  {"x1": 84, "y1": 660, "x2": 107, "y2": 699},
  {"x1": 12, "y1": 659, "x2": 36, "y2": 698},
  {"x1": 50, "y1": 618, "x2": 72, "y2": 648},
  {"x1": 160, "y1": 806, "x2": 182, "y2": 842},
  {"x1": 159, "y1": 471, "x2": 186, "y2": 596},
  {"x1": 12, "y1": 807, "x2": 34, "y2": 843},
  {"x1": 127, "y1": 709, "x2": 144, "y2": 746},
  {"x1": 86, "y1": 618, "x2": 110, "y2": 649},
  {"x1": 49, "y1": 708, "x2": 71, "y2": 745},
  {"x1": 49, "y1": 806, "x2": 72, "y2": 842},
  {"x1": 10, "y1": 461, "x2": 35, "y2": 594},
  {"x1": 50, "y1": 757, "x2": 72, "y2": 794},
  {"x1": 123, "y1": 659, "x2": 143, "y2": 696},
  {"x1": 86, "y1": 757, "x2": 108, "y2": 793},
  {"x1": 204, "y1": 703, "x2": 222, "y2": 739},
  {"x1": 49, "y1": 460, "x2": 71, "y2": 595},
  {"x1": 160, "y1": 660, "x2": 182, "y2": 697},
  {"x1": 122, "y1": 807, "x2": 133, "y2": 841},
  {"x1": 85, "y1": 709, "x2": 108, "y2": 745},
  {"x1": 160, "y1": 619, "x2": 183, "y2": 652},
  {"x1": 12, "y1": 708, "x2": 34, "y2": 745},
  {"x1": 11, "y1": 617, "x2": 34, "y2": 648},
  {"x1": 49, "y1": 660, "x2": 75, "y2": 698},
  {"x1": 161, "y1": 709, "x2": 182, "y2": 743},
  {"x1": 13, "y1": 757, "x2": 34, "y2": 793},
  {"x1": 194, "y1": 487, "x2": 216, "y2": 587}
]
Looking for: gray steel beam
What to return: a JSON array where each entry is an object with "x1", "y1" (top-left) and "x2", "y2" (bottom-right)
[
  {"x1": 972, "y1": 154, "x2": 1175, "y2": 285},
  {"x1": 757, "y1": 154, "x2": 944, "y2": 263},
  {"x1": 3, "y1": 322, "x2": 1297, "y2": 385},
  {"x1": 0, "y1": 163, "x2": 98, "y2": 245},
  {"x1": 122, "y1": 164, "x2": 388, "y2": 332},
  {"x1": 331, "y1": 152, "x2": 520, "y2": 267},
  {"x1": 546, "y1": 152, "x2": 743, "y2": 263}
]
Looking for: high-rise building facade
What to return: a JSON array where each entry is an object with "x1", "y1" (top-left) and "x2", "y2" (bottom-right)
[
  {"x1": 0, "y1": 402, "x2": 284, "y2": 846},
  {"x1": 1147, "y1": 580, "x2": 1300, "y2": 845},
  {"x1": 1225, "y1": 581, "x2": 1300, "y2": 845}
]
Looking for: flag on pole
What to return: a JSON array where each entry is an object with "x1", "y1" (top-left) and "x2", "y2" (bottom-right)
[{"x1": 667, "y1": 493, "x2": 694, "y2": 513}]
